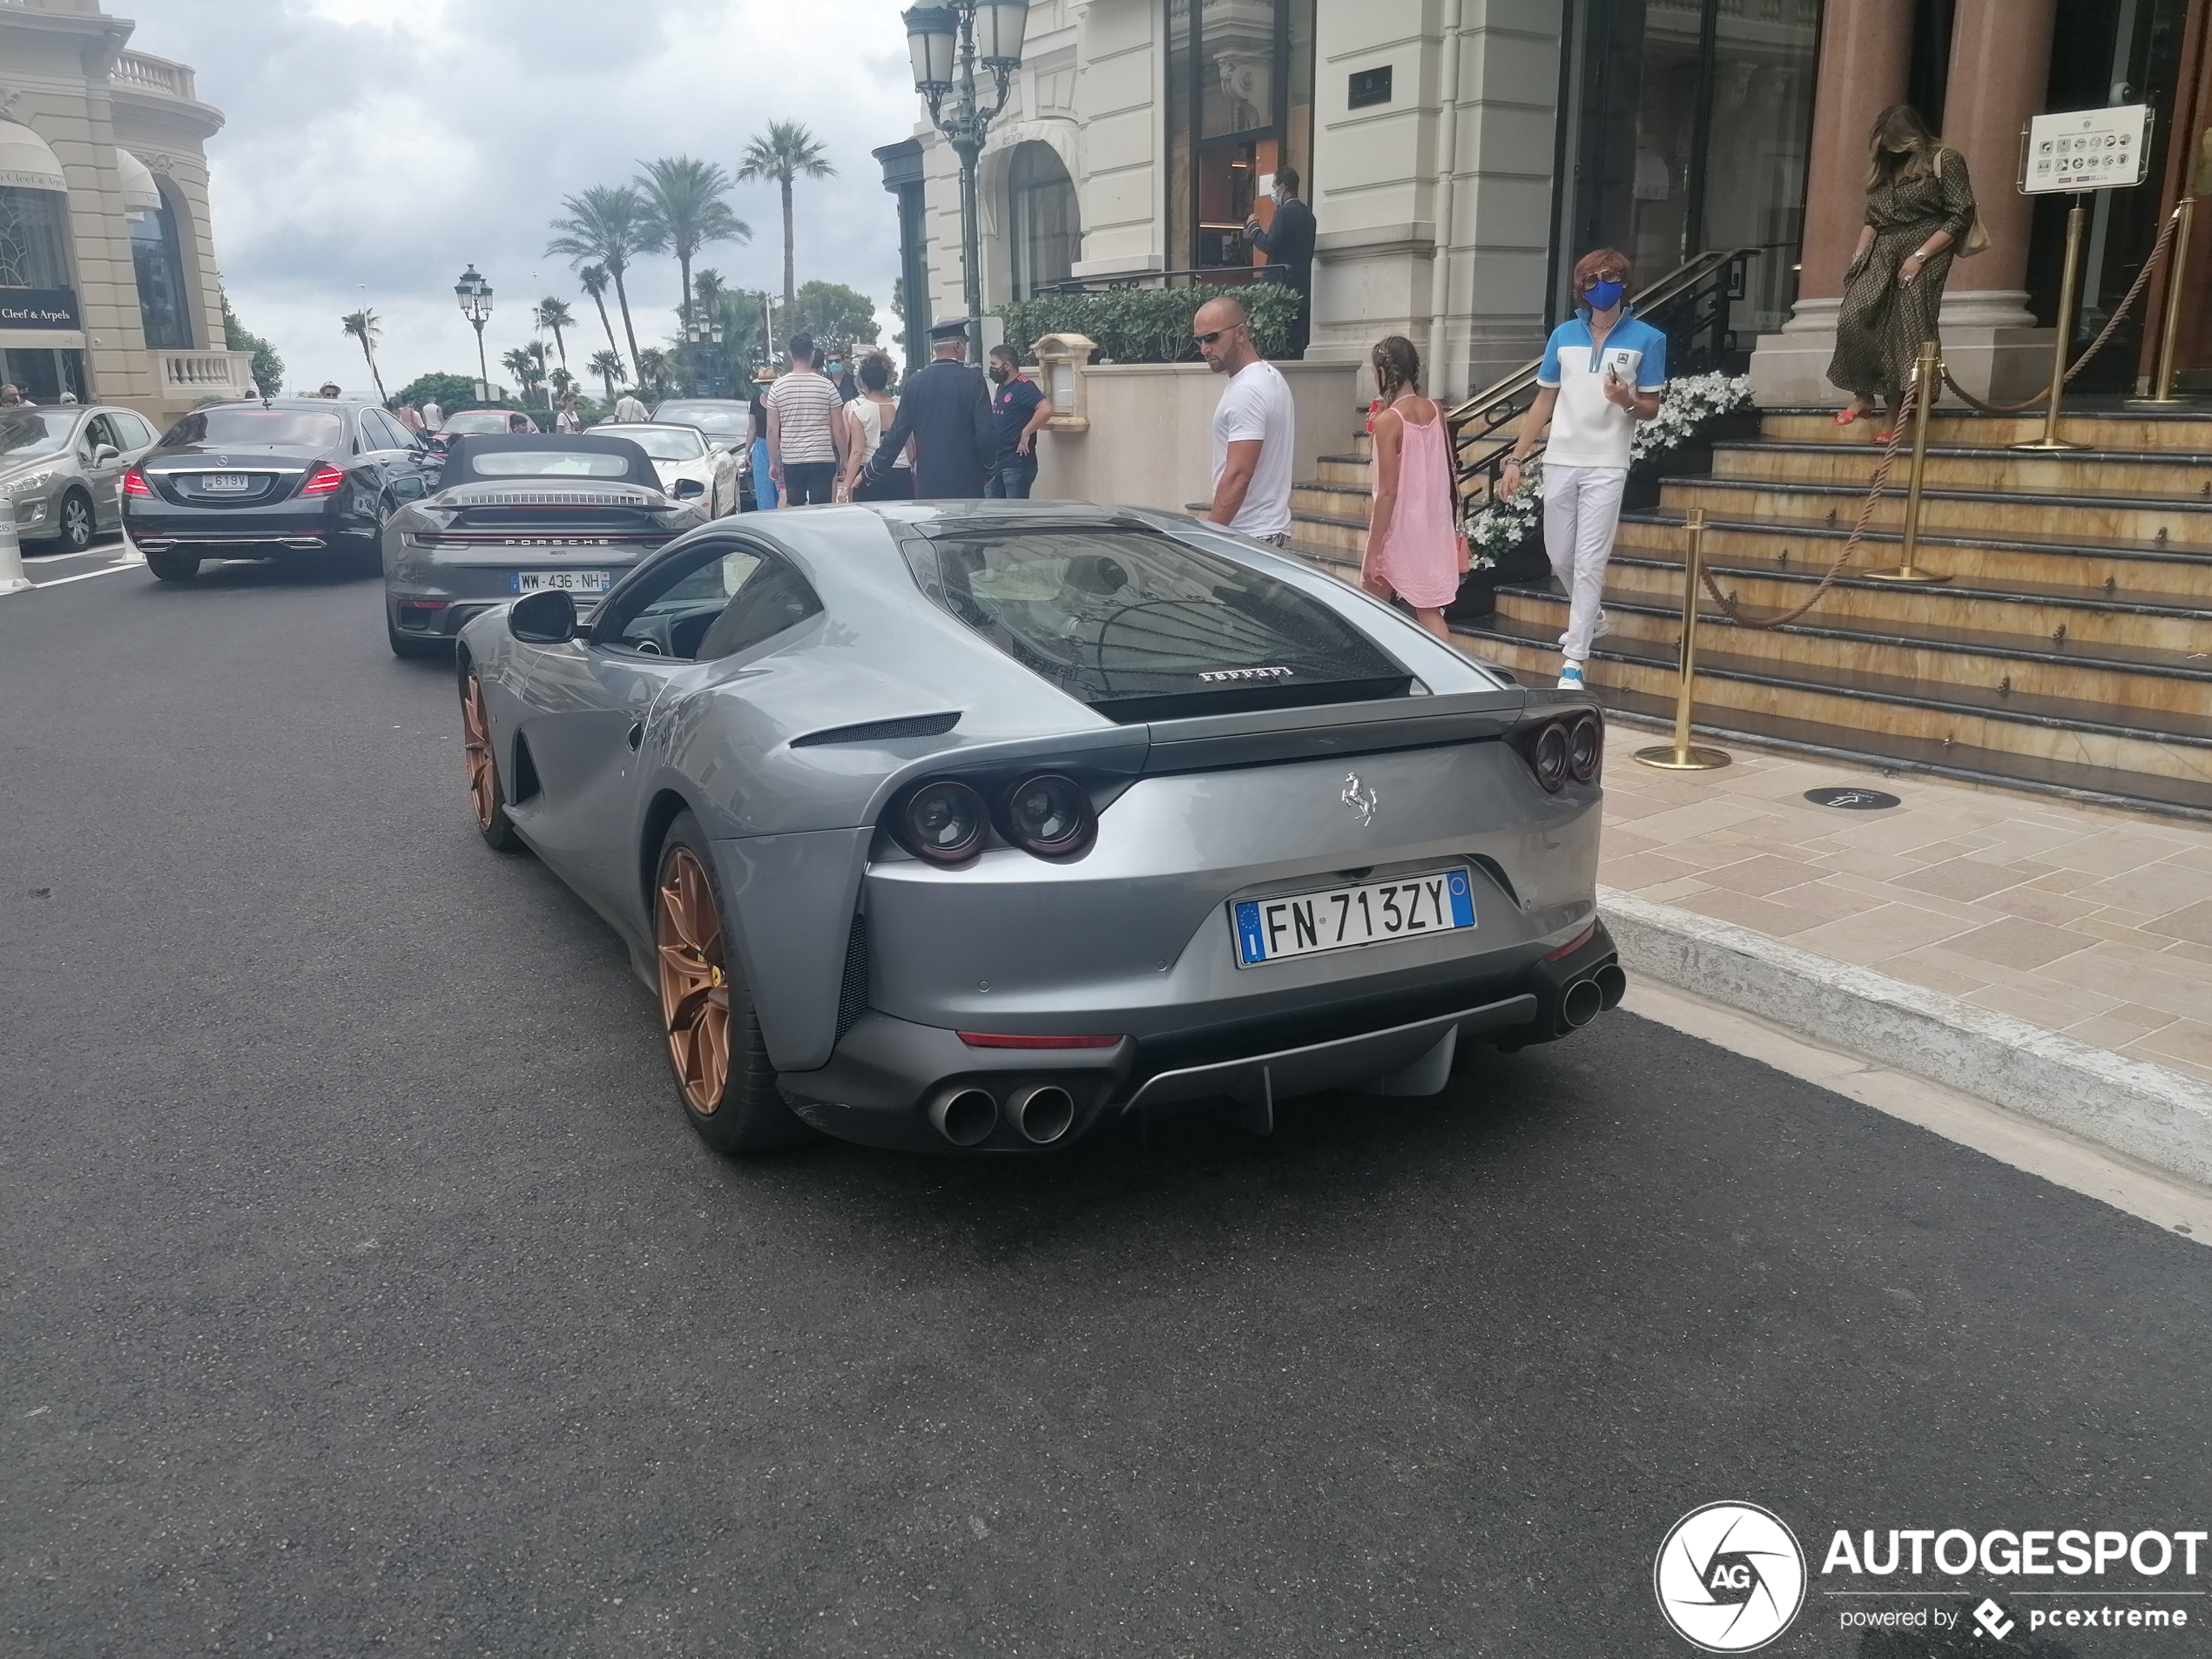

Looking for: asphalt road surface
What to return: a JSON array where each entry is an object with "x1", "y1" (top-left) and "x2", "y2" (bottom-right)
[{"x1": 4, "y1": 558, "x2": 2209, "y2": 1659}]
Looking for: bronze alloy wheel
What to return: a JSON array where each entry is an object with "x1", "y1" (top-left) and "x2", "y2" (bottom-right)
[
  {"x1": 458, "y1": 670, "x2": 523, "y2": 852},
  {"x1": 657, "y1": 846, "x2": 732, "y2": 1113},
  {"x1": 460, "y1": 674, "x2": 499, "y2": 831}
]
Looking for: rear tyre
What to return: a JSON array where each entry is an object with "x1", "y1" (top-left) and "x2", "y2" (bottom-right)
[
  {"x1": 388, "y1": 614, "x2": 441, "y2": 659},
  {"x1": 145, "y1": 550, "x2": 199, "y2": 582},
  {"x1": 654, "y1": 812, "x2": 813, "y2": 1154},
  {"x1": 458, "y1": 667, "x2": 525, "y2": 852},
  {"x1": 58, "y1": 489, "x2": 95, "y2": 553}
]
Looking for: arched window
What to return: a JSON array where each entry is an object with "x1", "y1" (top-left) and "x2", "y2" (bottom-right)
[
  {"x1": 131, "y1": 184, "x2": 193, "y2": 349},
  {"x1": 1008, "y1": 142, "x2": 1077, "y2": 300}
]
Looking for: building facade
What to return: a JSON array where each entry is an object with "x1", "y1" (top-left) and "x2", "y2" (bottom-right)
[
  {"x1": 894, "y1": 0, "x2": 2212, "y2": 407},
  {"x1": 0, "y1": 0, "x2": 254, "y2": 423}
]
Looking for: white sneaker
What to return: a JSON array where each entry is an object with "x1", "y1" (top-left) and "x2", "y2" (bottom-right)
[
  {"x1": 1558, "y1": 661, "x2": 1586, "y2": 690},
  {"x1": 1557, "y1": 610, "x2": 1611, "y2": 650}
]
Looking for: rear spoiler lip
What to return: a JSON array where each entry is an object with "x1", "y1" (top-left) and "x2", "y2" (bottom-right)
[{"x1": 1139, "y1": 686, "x2": 1533, "y2": 776}]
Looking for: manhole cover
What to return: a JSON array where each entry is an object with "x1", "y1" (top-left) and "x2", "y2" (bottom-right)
[{"x1": 1804, "y1": 786, "x2": 1901, "y2": 810}]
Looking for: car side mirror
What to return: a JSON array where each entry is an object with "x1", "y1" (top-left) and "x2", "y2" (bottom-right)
[
  {"x1": 509, "y1": 589, "x2": 579, "y2": 644},
  {"x1": 392, "y1": 475, "x2": 427, "y2": 501},
  {"x1": 672, "y1": 477, "x2": 706, "y2": 499},
  {"x1": 91, "y1": 444, "x2": 120, "y2": 465}
]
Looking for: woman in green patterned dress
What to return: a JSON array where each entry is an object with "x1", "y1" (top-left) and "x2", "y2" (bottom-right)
[{"x1": 1829, "y1": 105, "x2": 1978, "y2": 439}]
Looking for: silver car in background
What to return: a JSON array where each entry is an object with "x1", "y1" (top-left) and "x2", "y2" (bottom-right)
[
  {"x1": 455, "y1": 502, "x2": 1622, "y2": 1159},
  {"x1": 1, "y1": 404, "x2": 161, "y2": 552}
]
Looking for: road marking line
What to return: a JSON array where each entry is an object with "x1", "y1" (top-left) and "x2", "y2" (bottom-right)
[
  {"x1": 1621, "y1": 980, "x2": 2212, "y2": 1247},
  {"x1": 30, "y1": 560, "x2": 138, "y2": 588}
]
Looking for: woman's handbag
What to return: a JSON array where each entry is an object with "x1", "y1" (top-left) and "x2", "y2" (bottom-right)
[{"x1": 1937, "y1": 148, "x2": 1989, "y2": 257}]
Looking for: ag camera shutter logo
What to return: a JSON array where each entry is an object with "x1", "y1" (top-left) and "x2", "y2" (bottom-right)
[{"x1": 1655, "y1": 1501, "x2": 1807, "y2": 1651}]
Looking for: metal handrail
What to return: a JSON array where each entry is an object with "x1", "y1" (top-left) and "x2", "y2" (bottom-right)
[{"x1": 1445, "y1": 246, "x2": 1759, "y2": 503}]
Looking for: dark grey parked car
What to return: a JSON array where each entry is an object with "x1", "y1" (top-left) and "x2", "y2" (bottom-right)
[
  {"x1": 381, "y1": 432, "x2": 707, "y2": 658},
  {"x1": 455, "y1": 501, "x2": 1622, "y2": 1159},
  {"x1": 1, "y1": 403, "x2": 160, "y2": 552}
]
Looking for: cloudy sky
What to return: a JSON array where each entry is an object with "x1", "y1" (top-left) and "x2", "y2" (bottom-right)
[{"x1": 133, "y1": 0, "x2": 922, "y2": 396}]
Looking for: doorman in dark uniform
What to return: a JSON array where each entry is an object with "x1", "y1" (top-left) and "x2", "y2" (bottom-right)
[{"x1": 863, "y1": 318, "x2": 996, "y2": 499}]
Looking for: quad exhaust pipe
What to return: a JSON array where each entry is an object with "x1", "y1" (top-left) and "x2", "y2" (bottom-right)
[
  {"x1": 1007, "y1": 1083, "x2": 1075, "y2": 1145},
  {"x1": 928, "y1": 1086, "x2": 997, "y2": 1147}
]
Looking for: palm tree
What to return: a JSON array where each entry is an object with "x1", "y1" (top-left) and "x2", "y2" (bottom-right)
[
  {"x1": 577, "y1": 265, "x2": 622, "y2": 361},
  {"x1": 533, "y1": 297, "x2": 577, "y2": 371},
  {"x1": 636, "y1": 347, "x2": 674, "y2": 400},
  {"x1": 691, "y1": 267, "x2": 729, "y2": 317},
  {"x1": 587, "y1": 347, "x2": 626, "y2": 404},
  {"x1": 546, "y1": 185, "x2": 652, "y2": 380},
  {"x1": 736, "y1": 121, "x2": 835, "y2": 314},
  {"x1": 633, "y1": 156, "x2": 750, "y2": 334},
  {"x1": 340, "y1": 308, "x2": 388, "y2": 402}
]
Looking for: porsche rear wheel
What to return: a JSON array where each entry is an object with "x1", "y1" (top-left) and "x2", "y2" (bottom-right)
[
  {"x1": 655, "y1": 813, "x2": 811, "y2": 1154},
  {"x1": 459, "y1": 668, "x2": 523, "y2": 852}
]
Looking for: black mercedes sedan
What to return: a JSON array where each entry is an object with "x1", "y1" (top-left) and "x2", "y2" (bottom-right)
[{"x1": 125, "y1": 399, "x2": 435, "y2": 582}]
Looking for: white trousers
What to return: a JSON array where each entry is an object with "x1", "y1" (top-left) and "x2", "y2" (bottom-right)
[{"x1": 1541, "y1": 462, "x2": 1627, "y2": 660}]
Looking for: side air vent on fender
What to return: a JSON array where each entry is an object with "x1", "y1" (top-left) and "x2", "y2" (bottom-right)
[{"x1": 792, "y1": 711, "x2": 961, "y2": 748}]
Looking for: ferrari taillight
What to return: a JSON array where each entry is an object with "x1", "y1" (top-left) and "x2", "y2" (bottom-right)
[
  {"x1": 1512, "y1": 711, "x2": 1604, "y2": 792},
  {"x1": 122, "y1": 468, "x2": 152, "y2": 496},
  {"x1": 300, "y1": 463, "x2": 346, "y2": 496}
]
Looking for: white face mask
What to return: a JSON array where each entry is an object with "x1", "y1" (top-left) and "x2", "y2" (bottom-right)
[{"x1": 1271, "y1": 186, "x2": 1285, "y2": 206}]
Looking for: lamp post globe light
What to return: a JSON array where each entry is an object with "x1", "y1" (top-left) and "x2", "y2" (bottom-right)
[
  {"x1": 902, "y1": 0, "x2": 1028, "y2": 365},
  {"x1": 455, "y1": 264, "x2": 494, "y2": 403}
]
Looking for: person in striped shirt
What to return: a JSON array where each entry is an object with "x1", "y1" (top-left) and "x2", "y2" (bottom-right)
[{"x1": 763, "y1": 334, "x2": 848, "y2": 507}]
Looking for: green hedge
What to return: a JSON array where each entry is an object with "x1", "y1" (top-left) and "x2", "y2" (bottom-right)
[{"x1": 995, "y1": 281, "x2": 1300, "y2": 365}]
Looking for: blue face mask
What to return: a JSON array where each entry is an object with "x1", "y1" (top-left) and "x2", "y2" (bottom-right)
[{"x1": 1584, "y1": 279, "x2": 1625, "y2": 312}]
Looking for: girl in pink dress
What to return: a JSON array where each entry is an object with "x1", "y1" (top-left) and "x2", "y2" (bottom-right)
[{"x1": 1361, "y1": 335, "x2": 1463, "y2": 639}]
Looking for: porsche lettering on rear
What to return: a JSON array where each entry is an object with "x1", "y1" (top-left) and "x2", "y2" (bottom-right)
[{"x1": 1197, "y1": 665, "x2": 1293, "y2": 682}]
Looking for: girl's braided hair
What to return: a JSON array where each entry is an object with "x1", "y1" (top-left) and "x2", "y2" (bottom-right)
[{"x1": 1371, "y1": 334, "x2": 1422, "y2": 404}]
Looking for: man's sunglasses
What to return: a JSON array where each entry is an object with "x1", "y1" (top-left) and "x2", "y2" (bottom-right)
[{"x1": 1194, "y1": 324, "x2": 1244, "y2": 346}]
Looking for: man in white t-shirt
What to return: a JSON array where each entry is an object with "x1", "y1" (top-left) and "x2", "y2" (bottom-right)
[
  {"x1": 1196, "y1": 295, "x2": 1295, "y2": 544},
  {"x1": 611, "y1": 388, "x2": 650, "y2": 423}
]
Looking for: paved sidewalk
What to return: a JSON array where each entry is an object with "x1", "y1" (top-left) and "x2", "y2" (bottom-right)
[{"x1": 1598, "y1": 740, "x2": 2212, "y2": 1088}]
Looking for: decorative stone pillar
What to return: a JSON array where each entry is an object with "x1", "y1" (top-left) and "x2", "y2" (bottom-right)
[
  {"x1": 1934, "y1": 0, "x2": 2059, "y2": 401},
  {"x1": 1747, "y1": 0, "x2": 1914, "y2": 405}
]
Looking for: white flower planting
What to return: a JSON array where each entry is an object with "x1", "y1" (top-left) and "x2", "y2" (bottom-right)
[{"x1": 1460, "y1": 373, "x2": 1752, "y2": 567}]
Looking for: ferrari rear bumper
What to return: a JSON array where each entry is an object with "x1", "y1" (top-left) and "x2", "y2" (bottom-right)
[{"x1": 776, "y1": 921, "x2": 1622, "y2": 1154}]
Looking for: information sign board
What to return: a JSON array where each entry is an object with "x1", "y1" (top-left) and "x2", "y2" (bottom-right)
[{"x1": 2023, "y1": 105, "x2": 2152, "y2": 193}]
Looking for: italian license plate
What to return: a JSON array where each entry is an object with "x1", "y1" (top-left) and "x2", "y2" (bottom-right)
[
  {"x1": 512, "y1": 570, "x2": 613, "y2": 594},
  {"x1": 203, "y1": 474, "x2": 251, "y2": 491},
  {"x1": 1232, "y1": 868, "x2": 1476, "y2": 968}
]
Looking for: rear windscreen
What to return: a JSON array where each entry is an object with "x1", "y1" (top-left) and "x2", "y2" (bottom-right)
[
  {"x1": 469, "y1": 450, "x2": 636, "y2": 477},
  {"x1": 910, "y1": 527, "x2": 1411, "y2": 722},
  {"x1": 169, "y1": 408, "x2": 345, "y2": 448}
]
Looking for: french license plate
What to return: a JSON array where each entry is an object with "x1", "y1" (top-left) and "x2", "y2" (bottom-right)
[
  {"x1": 203, "y1": 474, "x2": 251, "y2": 491},
  {"x1": 511, "y1": 570, "x2": 613, "y2": 594},
  {"x1": 1232, "y1": 868, "x2": 1476, "y2": 968}
]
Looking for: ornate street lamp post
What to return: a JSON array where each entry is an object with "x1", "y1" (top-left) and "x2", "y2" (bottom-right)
[
  {"x1": 901, "y1": 1, "x2": 1028, "y2": 365},
  {"x1": 685, "y1": 313, "x2": 726, "y2": 398},
  {"x1": 455, "y1": 264, "x2": 494, "y2": 402}
]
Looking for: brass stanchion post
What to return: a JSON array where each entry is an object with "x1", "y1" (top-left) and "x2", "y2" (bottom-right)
[
  {"x1": 2014, "y1": 192, "x2": 2090, "y2": 450},
  {"x1": 2130, "y1": 195, "x2": 2195, "y2": 406},
  {"x1": 1633, "y1": 508, "x2": 1730, "y2": 772},
  {"x1": 1866, "y1": 341, "x2": 1951, "y2": 583}
]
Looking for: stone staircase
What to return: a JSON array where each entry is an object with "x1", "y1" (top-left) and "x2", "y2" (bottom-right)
[{"x1": 1285, "y1": 406, "x2": 2212, "y2": 820}]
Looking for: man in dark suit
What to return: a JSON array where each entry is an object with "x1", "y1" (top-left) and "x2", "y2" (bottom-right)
[
  {"x1": 1244, "y1": 165, "x2": 1317, "y2": 360},
  {"x1": 863, "y1": 318, "x2": 996, "y2": 499}
]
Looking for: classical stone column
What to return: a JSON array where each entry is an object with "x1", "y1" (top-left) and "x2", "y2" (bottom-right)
[
  {"x1": 1935, "y1": 0, "x2": 2059, "y2": 400},
  {"x1": 1747, "y1": 0, "x2": 1914, "y2": 405}
]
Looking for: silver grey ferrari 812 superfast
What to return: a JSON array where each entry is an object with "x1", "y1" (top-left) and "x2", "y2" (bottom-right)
[{"x1": 455, "y1": 501, "x2": 1623, "y2": 1157}]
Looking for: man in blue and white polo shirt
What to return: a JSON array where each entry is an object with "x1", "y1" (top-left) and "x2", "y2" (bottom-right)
[{"x1": 1500, "y1": 248, "x2": 1667, "y2": 690}]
